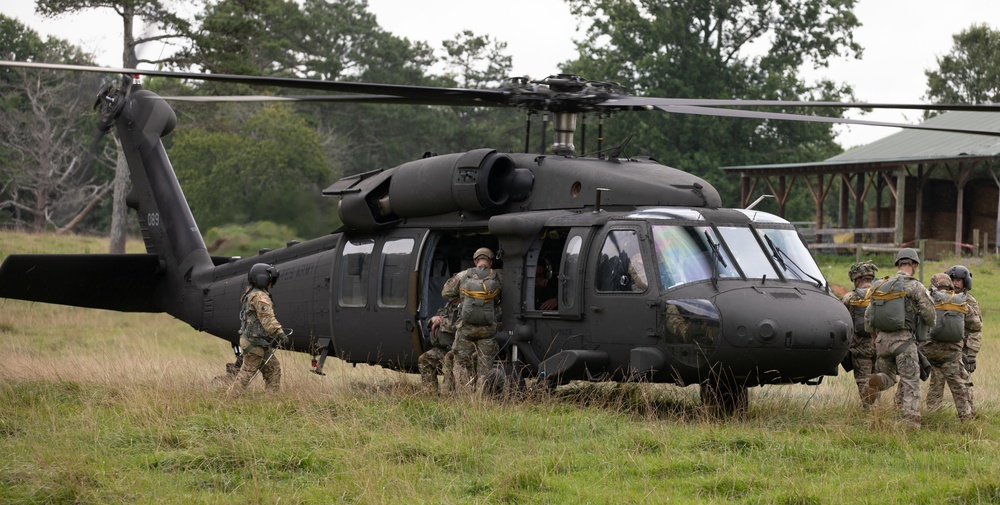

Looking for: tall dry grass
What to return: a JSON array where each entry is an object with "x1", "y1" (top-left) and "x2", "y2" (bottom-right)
[{"x1": 3, "y1": 234, "x2": 1000, "y2": 503}]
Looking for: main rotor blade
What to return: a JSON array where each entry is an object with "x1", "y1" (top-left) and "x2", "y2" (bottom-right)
[
  {"x1": 0, "y1": 60, "x2": 510, "y2": 105},
  {"x1": 602, "y1": 96, "x2": 1000, "y2": 113},
  {"x1": 646, "y1": 104, "x2": 1000, "y2": 137},
  {"x1": 157, "y1": 94, "x2": 469, "y2": 105}
]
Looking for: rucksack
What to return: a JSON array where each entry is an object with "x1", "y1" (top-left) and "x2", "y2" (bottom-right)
[
  {"x1": 929, "y1": 290, "x2": 968, "y2": 343},
  {"x1": 459, "y1": 267, "x2": 501, "y2": 326},
  {"x1": 867, "y1": 276, "x2": 912, "y2": 332},
  {"x1": 847, "y1": 287, "x2": 870, "y2": 337}
]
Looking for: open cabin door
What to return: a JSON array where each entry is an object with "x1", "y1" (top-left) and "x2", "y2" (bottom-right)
[{"x1": 331, "y1": 230, "x2": 428, "y2": 371}]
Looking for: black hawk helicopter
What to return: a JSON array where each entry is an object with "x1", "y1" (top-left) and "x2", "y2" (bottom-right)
[{"x1": 2, "y1": 60, "x2": 998, "y2": 411}]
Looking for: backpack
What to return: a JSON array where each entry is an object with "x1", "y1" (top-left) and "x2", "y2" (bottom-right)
[
  {"x1": 867, "y1": 276, "x2": 912, "y2": 332},
  {"x1": 459, "y1": 267, "x2": 501, "y2": 326},
  {"x1": 847, "y1": 288, "x2": 870, "y2": 337},
  {"x1": 929, "y1": 290, "x2": 968, "y2": 343}
]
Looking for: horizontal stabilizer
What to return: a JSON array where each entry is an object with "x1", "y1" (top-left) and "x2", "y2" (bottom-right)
[{"x1": 0, "y1": 254, "x2": 164, "y2": 312}]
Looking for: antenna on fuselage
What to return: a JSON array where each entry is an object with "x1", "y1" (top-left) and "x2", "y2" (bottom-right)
[{"x1": 595, "y1": 187, "x2": 609, "y2": 212}]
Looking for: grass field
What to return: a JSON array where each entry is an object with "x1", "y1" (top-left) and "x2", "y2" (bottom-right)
[{"x1": 2, "y1": 231, "x2": 1000, "y2": 504}]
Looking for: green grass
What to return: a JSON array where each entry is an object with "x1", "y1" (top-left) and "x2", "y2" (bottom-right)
[{"x1": 2, "y1": 233, "x2": 1000, "y2": 504}]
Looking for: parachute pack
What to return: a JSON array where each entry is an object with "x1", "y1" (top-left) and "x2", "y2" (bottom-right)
[
  {"x1": 459, "y1": 267, "x2": 501, "y2": 326},
  {"x1": 847, "y1": 288, "x2": 870, "y2": 337},
  {"x1": 866, "y1": 276, "x2": 912, "y2": 332},
  {"x1": 929, "y1": 290, "x2": 968, "y2": 343}
]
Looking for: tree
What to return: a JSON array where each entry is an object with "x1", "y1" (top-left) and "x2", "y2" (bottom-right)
[
  {"x1": 562, "y1": 0, "x2": 860, "y2": 214},
  {"x1": 925, "y1": 24, "x2": 1000, "y2": 107},
  {"x1": 168, "y1": 105, "x2": 337, "y2": 236},
  {"x1": 0, "y1": 15, "x2": 111, "y2": 232},
  {"x1": 36, "y1": 0, "x2": 193, "y2": 251}
]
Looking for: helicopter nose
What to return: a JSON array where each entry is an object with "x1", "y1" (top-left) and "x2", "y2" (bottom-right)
[{"x1": 712, "y1": 286, "x2": 850, "y2": 382}]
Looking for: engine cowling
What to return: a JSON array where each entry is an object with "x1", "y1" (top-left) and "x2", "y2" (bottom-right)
[{"x1": 334, "y1": 149, "x2": 533, "y2": 230}]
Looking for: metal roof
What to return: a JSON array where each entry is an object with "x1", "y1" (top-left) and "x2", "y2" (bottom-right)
[{"x1": 722, "y1": 110, "x2": 1000, "y2": 172}]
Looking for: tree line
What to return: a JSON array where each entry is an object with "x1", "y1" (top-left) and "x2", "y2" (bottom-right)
[{"x1": 1, "y1": 0, "x2": 997, "y2": 242}]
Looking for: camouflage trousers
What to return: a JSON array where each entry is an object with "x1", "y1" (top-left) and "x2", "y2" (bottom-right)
[
  {"x1": 452, "y1": 324, "x2": 499, "y2": 390},
  {"x1": 231, "y1": 344, "x2": 281, "y2": 394},
  {"x1": 872, "y1": 331, "x2": 921, "y2": 424},
  {"x1": 850, "y1": 336, "x2": 879, "y2": 406},
  {"x1": 418, "y1": 346, "x2": 456, "y2": 395},
  {"x1": 923, "y1": 341, "x2": 973, "y2": 419}
]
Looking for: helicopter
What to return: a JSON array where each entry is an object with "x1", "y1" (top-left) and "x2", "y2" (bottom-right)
[{"x1": 2, "y1": 60, "x2": 998, "y2": 412}]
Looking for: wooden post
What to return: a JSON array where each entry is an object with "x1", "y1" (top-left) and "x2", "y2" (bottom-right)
[
  {"x1": 894, "y1": 170, "x2": 906, "y2": 246},
  {"x1": 917, "y1": 239, "x2": 926, "y2": 284},
  {"x1": 973, "y1": 229, "x2": 980, "y2": 257},
  {"x1": 839, "y1": 174, "x2": 850, "y2": 228}
]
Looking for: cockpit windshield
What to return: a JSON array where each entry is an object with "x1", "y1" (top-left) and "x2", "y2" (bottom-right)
[{"x1": 651, "y1": 224, "x2": 825, "y2": 290}]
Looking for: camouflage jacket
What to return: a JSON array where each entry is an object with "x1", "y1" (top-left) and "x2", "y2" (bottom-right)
[
  {"x1": 863, "y1": 271, "x2": 935, "y2": 336},
  {"x1": 964, "y1": 292, "x2": 983, "y2": 356},
  {"x1": 241, "y1": 287, "x2": 284, "y2": 346}
]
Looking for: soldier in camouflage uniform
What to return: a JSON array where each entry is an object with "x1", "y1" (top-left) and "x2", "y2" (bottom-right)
[
  {"x1": 231, "y1": 263, "x2": 288, "y2": 394},
  {"x1": 863, "y1": 248, "x2": 935, "y2": 428},
  {"x1": 445, "y1": 247, "x2": 502, "y2": 390},
  {"x1": 419, "y1": 287, "x2": 460, "y2": 395},
  {"x1": 926, "y1": 265, "x2": 983, "y2": 416},
  {"x1": 840, "y1": 260, "x2": 879, "y2": 408},
  {"x1": 919, "y1": 273, "x2": 974, "y2": 420}
]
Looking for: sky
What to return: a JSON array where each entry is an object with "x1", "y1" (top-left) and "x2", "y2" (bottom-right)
[{"x1": 3, "y1": 0, "x2": 998, "y2": 148}]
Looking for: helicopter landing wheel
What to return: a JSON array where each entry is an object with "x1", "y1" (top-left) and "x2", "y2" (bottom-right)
[
  {"x1": 700, "y1": 373, "x2": 749, "y2": 416},
  {"x1": 481, "y1": 366, "x2": 508, "y2": 399}
]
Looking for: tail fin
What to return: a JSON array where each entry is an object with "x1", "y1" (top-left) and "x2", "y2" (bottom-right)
[
  {"x1": 0, "y1": 85, "x2": 213, "y2": 323},
  {"x1": 119, "y1": 88, "x2": 212, "y2": 278}
]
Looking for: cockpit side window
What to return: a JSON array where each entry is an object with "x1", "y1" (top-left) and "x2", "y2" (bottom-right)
[{"x1": 595, "y1": 230, "x2": 648, "y2": 292}]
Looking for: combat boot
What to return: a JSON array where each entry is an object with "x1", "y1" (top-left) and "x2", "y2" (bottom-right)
[
  {"x1": 863, "y1": 374, "x2": 884, "y2": 408},
  {"x1": 420, "y1": 376, "x2": 439, "y2": 396}
]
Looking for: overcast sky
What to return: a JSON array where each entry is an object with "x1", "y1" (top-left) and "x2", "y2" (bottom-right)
[{"x1": 4, "y1": 0, "x2": 999, "y2": 148}]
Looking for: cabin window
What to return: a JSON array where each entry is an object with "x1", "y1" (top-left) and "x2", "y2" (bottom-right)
[
  {"x1": 379, "y1": 238, "x2": 414, "y2": 307},
  {"x1": 595, "y1": 230, "x2": 648, "y2": 292},
  {"x1": 560, "y1": 235, "x2": 583, "y2": 308},
  {"x1": 340, "y1": 238, "x2": 374, "y2": 307}
]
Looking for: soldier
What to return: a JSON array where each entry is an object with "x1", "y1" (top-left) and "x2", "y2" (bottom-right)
[
  {"x1": 419, "y1": 286, "x2": 460, "y2": 395},
  {"x1": 919, "y1": 273, "x2": 974, "y2": 421},
  {"x1": 926, "y1": 265, "x2": 983, "y2": 415},
  {"x1": 535, "y1": 258, "x2": 558, "y2": 310},
  {"x1": 863, "y1": 248, "x2": 935, "y2": 428},
  {"x1": 231, "y1": 263, "x2": 288, "y2": 394},
  {"x1": 840, "y1": 260, "x2": 879, "y2": 408},
  {"x1": 445, "y1": 247, "x2": 503, "y2": 390}
]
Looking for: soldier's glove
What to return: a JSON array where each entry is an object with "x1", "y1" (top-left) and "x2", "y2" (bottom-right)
[
  {"x1": 277, "y1": 330, "x2": 290, "y2": 348},
  {"x1": 918, "y1": 351, "x2": 932, "y2": 382},
  {"x1": 964, "y1": 354, "x2": 977, "y2": 374}
]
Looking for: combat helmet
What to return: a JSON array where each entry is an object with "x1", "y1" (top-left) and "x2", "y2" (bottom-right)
[
  {"x1": 930, "y1": 273, "x2": 953, "y2": 290},
  {"x1": 473, "y1": 247, "x2": 494, "y2": 262},
  {"x1": 249, "y1": 263, "x2": 280, "y2": 289},
  {"x1": 848, "y1": 261, "x2": 878, "y2": 282},
  {"x1": 945, "y1": 265, "x2": 972, "y2": 291},
  {"x1": 894, "y1": 248, "x2": 920, "y2": 266}
]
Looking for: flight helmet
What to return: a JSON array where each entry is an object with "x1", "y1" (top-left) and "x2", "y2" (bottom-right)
[
  {"x1": 249, "y1": 263, "x2": 280, "y2": 289},
  {"x1": 945, "y1": 265, "x2": 972, "y2": 291}
]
